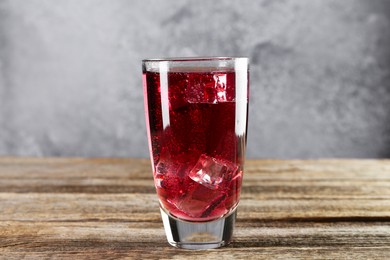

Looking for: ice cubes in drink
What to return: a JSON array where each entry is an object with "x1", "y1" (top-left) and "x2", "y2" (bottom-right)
[
  {"x1": 161, "y1": 154, "x2": 239, "y2": 220},
  {"x1": 189, "y1": 154, "x2": 238, "y2": 190},
  {"x1": 185, "y1": 72, "x2": 231, "y2": 104}
]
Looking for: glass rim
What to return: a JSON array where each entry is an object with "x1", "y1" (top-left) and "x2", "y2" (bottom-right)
[{"x1": 142, "y1": 56, "x2": 249, "y2": 63}]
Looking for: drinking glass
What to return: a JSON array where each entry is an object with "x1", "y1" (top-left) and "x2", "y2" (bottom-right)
[{"x1": 142, "y1": 57, "x2": 249, "y2": 249}]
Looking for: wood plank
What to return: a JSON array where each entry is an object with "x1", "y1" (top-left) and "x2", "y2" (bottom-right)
[
  {"x1": 1, "y1": 193, "x2": 390, "y2": 222},
  {"x1": 1, "y1": 221, "x2": 389, "y2": 259},
  {"x1": 0, "y1": 158, "x2": 389, "y2": 259},
  {"x1": 0, "y1": 249, "x2": 389, "y2": 260},
  {"x1": 1, "y1": 220, "x2": 390, "y2": 250}
]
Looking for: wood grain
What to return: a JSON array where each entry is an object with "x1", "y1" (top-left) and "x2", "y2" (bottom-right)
[{"x1": 0, "y1": 158, "x2": 389, "y2": 259}]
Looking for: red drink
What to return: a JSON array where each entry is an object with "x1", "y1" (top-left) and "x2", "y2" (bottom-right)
[{"x1": 143, "y1": 70, "x2": 248, "y2": 222}]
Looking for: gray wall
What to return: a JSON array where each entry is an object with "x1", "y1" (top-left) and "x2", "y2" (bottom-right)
[{"x1": 0, "y1": 0, "x2": 389, "y2": 159}]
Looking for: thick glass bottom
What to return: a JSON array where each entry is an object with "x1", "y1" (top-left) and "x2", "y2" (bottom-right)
[{"x1": 160, "y1": 207, "x2": 237, "y2": 249}]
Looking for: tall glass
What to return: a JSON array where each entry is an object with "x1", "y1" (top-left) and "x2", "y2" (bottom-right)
[{"x1": 142, "y1": 57, "x2": 249, "y2": 249}]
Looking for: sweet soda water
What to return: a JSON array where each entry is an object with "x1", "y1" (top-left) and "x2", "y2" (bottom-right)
[{"x1": 143, "y1": 70, "x2": 248, "y2": 222}]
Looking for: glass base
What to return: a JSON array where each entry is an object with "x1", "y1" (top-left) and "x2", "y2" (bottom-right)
[{"x1": 160, "y1": 208, "x2": 237, "y2": 249}]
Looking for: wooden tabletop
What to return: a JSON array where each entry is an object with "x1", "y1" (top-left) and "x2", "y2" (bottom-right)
[{"x1": 0, "y1": 158, "x2": 389, "y2": 259}]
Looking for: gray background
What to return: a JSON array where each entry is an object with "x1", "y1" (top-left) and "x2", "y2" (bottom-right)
[{"x1": 0, "y1": 0, "x2": 389, "y2": 159}]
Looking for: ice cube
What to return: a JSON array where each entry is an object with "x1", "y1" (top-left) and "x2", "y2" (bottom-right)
[
  {"x1": 213, "y1": 74, "x2": 227, "y2": 102},
  {"x1": 154, "y1": 159, "x2": 192, "y2": 188},
  {"x1": 169, "y1": 82, "x2": 188, "y2": 110},
  {"x1": 201, "y1": 74, "x2": 227, "y2": 103},
  {"x1": 184, "y1": 72, "x2": 231, "y2": 104},
  {"x1": 200, "y1": 193, "x2": 227, "y2": 218},
  {"x1": 156, "y1": 160, "x2": 169, "y2": 175},
  {"x1": 172, "y1": 180, "x2": 228, "y2": 219},
  {"x1": 154, "y1": 161, "x2": 168, "y2": 188},
  {"x1": 189, "y1": 154, "x2": 238, "y2": 190},
  {"x1": 203, "y1": 81, "x2": 218, "y2": 104}
]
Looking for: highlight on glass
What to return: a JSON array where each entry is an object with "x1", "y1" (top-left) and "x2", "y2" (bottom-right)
[{"x1": 142, "y1": 57, "x2": 249, "y2": 249}]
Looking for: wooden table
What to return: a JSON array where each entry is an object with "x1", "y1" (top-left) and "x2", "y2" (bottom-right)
[{"x1": 1, "y1": 158, "x2": 389, "y2": 259}]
